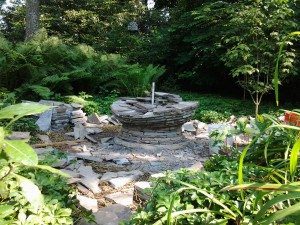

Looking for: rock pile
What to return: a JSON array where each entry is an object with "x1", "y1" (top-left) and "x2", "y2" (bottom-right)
[
  {"x1": 51, "y1": 105, "x2": 70, "y2": 130},
  {"x1": 87, "y1": 113, "x2": 121, "y2": 126},
  {"x1": 71, "y1": 103, "x2": 88, "y2": 125}
]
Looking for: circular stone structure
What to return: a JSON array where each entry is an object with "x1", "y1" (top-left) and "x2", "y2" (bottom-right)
[{"x1": 111, "y1": 92, "x2": 198, "y2": 150}]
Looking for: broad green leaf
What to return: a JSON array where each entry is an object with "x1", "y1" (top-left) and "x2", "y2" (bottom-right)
[
  {"x1": 290, "y1": 138, "x2": 300, "y2": 177},
  {"x1": 270, "y1": 124, "x2": 300, "y2": 131},
  {"x1": 153, "y1": 209, "x2": 217, "y2": 225},
  {"x1": 260, "y1": 202, "x2": 300, "y2": 225},
  {"x1": 238, "y1": 135, "x2": 260, "y2": 185},
  {"x1": 0, "y1": 127, "x2": 4, "y2": 153},
  {"x1": 223, "y1": 182, "x2": 300, "y2": 192},
  {"x1": 16, "y1": 175, "x2": 43, "y2": 213},
  {"x1": 176, "y1": 180, "x2": 237, "y2": 219},
  {"x1": 0, "y1": 181, "x2": 9, "y2": 199},
  {"x1": 0, "y1": 103, "x2": 50, "y2": 120},
  {"x1": 0, "y1": 219, "x2": 12, "y2": 225},
  {"x1": 0, "y1": 205, "x2": 14, "y2": 219},
  {"x1": 255, "y1": 192, "x2": 300, "y2": 221},
  {"x1": 33, "y1": 165, "x2": 69, "y2": 177},
  {"x1": 0, "y1": 127, "x2": 4, "y2": 143},
  {"x1": 3, "y1": 140, "x2": 38, "y2": 166},
  {"x1": 167, "y1": 194, "x2": 176, "y2": 225}
]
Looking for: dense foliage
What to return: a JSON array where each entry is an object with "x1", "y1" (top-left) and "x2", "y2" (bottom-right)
[
  {"x1": 126, "y1": 111, "x2": 300, "y2": 225},
  {"x1": 0, "y1": 103, "x2": 92, "y2": 224},
  {"x1": 1, "y1": 0, "x2": 298, "y2": 107},
  {"x1": 1, "y1": 0, "x2": 146, "y2": 51},
  {"x1": 0, "y1": 31, "x2": 165, "y2": 99}
]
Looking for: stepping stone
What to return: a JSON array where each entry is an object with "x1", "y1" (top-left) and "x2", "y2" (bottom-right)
[
  {"x1": 134, "y1": 181, "x2": 151, "y2": 202},
  {"x1": 36, "y1": 134, "x2": 52, "y2": 144},
  {"x1": 187, "y1": 161, "x2": 203, "y2": 171},
  {"x1": 76, "y1": 195, "x2": 98, "y2": 212},
  {"x1": 78, "y1": 165, "x2": 101, "y2": 194},
  {"x1": 101, "y1": 137, "x2": 113, "y2": 144},
  {"x1": 105, "y1": 190, "x2": 134, "y2": 206},
  {"x1": 100, "y1": 170, "x2": 143, "y2": 189},
  {"x1": 77, "y1": 184, "x2": 93, "y2": 195},
  {"x1": 68, "y1": 177, "x2": 81, "y2": 184},
  {"x1": 60, "y1": 169, "x2": 80, "y2": 178},
  {"x1": 52, "y1": 158, "x2": 68, "y2": 168},
  {"x1": 77, "y1": 204, "x2": 131, "y2": 225},
  {"x1": 34, "y1": 147, "x2": 54, "y2": 155},
  {"x1": 7, "y1": 132, "x2": 31, "y2": 140}
]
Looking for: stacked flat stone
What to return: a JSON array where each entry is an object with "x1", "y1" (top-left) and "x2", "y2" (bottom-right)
[
  {"x1": 71, "y1": 103, "x2": 87, "y2": 125},
  {"x1": 51, "y1": 105, "x2": 70, "y2": 130},
  {"x1": 111, "y1": 92, "x2": 198, "y2": 150}
]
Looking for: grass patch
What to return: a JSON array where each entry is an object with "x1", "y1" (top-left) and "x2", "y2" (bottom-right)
[{"x1": 181, "y1": 92, "x2": 298, "y2": 123}]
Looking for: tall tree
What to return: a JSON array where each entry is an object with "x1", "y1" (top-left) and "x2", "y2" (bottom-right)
[{"x1": 25, "y1": 0, "x2": 39, "y2": 40}]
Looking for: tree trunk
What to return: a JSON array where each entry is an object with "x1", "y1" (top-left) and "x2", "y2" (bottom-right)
[
  {"x1": 255, "y1": 103, "x2": 259, "y2": 117},
  {"x1": 254, "y1": 92, "x2": 260, "y2": 117},
  {"x1": 25, "y1": 0, "x2": 40, "y2": 40}
]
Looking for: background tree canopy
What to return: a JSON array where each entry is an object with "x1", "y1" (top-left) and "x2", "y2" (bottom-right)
[{"x1": 0, "y1": 0, "x2": 299, "y2": 106}]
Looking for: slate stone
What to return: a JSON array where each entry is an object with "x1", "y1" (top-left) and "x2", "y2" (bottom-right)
[
  {"x1": 78, "y1": 165, "x2": 101, "y2": 194},
  {"x1": 182, "y1": 122, "x2": 196, "y2": 132},
  {"x1": 77, "y1": 204, "x2": 131, "y2": 225},
  {"x1": 95, "y1": 204, "x2": 131, "y2": 225},
  {"x1": 34, "y1": 147, "x2": 54, "y2": 155},
  {"x1": 105, "y1": 190, "x2": 134, "y2": 206},
  {"x1": 71, "y1": 103, "x2": 83, "y2": 109},
  {"x1": 7, "y1": 132, "x2": 31, "y2": 140},
  {"x1": 100, "y1": 170, "x2": 143, "y2": 189},
  {"x1": 36, "y1": 134, "x2": 52, "y2": 144},
  {"x1": 134, "y1": 181, "x2": 151, "y2": 201},
  {"x1": 36, "y1": 109, "x2": 53, "y2": 131},
  {"x1": 74, "y1": 124, "x2": 87, "y2": 140},
  {"x1": 76, "y1": 195, "x2": 98, "y2": 212}
]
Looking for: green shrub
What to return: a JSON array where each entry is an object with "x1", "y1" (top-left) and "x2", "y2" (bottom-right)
[
  {"x1": 6, "y1": 117, "x2": 38, "y2": 133},
  {"x1": 63, "y1": 91, "x2": 119, "y2": 115},
  {"x1": 125, "y1": 157, "x2": 285, "y2": 225},
  {"x1": 0, "y1": 31, "x2": 165, "y2": 100},
  {"x1": 0, "y1": 89, "x2": 16, "y2": 108},
  {"x1": 0, "y1": 103, "x2": 92, "y2": 224},
  {"x1": 126, "y1": 152, "x2": 299, "y2": 225},
  {"x1": 181, "y1": 92, "x2": 298, "y2": 123}
]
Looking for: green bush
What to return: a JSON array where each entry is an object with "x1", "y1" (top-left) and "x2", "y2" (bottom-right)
[
  {"x1": 63, "y1": 91, "x2": 119, "y2": 115},
  {"x1": 0, "y1": 103, "x2": 92, "y2": 224},
  {"x1": 0, "y1": 31, "x2": 165, "y2": 100},
  {"x1": 125, "y1": 157, "x2": 289, "y2": 225},
  {"x1": 126, "y1": 153, "x2": 299, "y2": 225},
  {"x1": 181, "y1": 92, "x2": 298, "y2": 123}
]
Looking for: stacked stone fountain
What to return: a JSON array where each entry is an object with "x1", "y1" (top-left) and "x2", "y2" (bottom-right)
[{"x1": 111, "y1": 92, "x2": 198, "y2": 150}]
